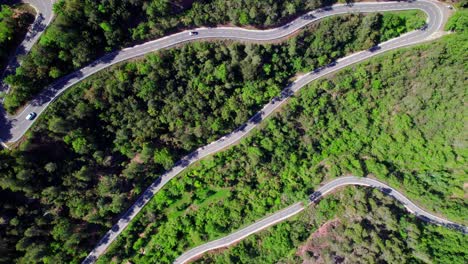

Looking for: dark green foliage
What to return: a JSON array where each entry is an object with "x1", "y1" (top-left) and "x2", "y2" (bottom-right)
[
  {"x1": 98, "y1": 32, "x2": 467, "y2": 263},
  {"x1": 0, "y1": 12, "x2": 423, "y2": 263},
  {"x1": 197, "y1": 188, "x2": 468, "y2": 263},
  {"x1": 0, "y1": 5, "x2": 34, "y2": 73},
  {"x1": 101, "y1": 32, "x2": 468, "y2": 263},
  {"x1": 2, "y1": 0, "x2": 426, "y2": 112}
]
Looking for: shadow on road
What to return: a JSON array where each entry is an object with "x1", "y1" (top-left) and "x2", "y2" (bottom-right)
[
  {"x1": 413, "y1": 212, "x2": 467, "y2": 233},
  {"x1": 81, "y1": 256, "x2": 97, "y2": 264},
  {"x1": 29, "y1": 51, "x2": 119, "y2": 107},
  {"x1": 280, "y1": 86, "x2": 294, "y2": 100},
  {"x1": 309, "y1": 191, "x2": 323, "y2": 203},
  {"x1": 368, "y1": 45, "x2": 381, "y2": 52},
  {"x1": 249, "y1": 111, "x2": 264, "y2": 124},
  {"x1": 0, "y1": 0, "x2": 22, "y2": 5},
  {"x1": 321, "y1": 6, "x2": 334, "y2": 12},
  {"x1": 301, "y1": 14, "x2": 315, "y2": 20},
  {"x1": 443, "y1": 222, "x2": 468, "y2": 234},
  {"x1": 345, "y1": 0, "x2": 355, "y2": 7},
  {"x1": 379, "y1": 187, "x2": 392, "y2": 195}
]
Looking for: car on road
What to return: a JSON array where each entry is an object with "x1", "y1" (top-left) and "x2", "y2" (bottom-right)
[
  {"x1": 26, "y1": 112, "x2": 37, "y2": 120},
  {"x1": 447, "y1": 5, "x2": 453, "y2": 9},
  {"x1": 189, "y1": 31, "x2": 198, "y2": 36}
]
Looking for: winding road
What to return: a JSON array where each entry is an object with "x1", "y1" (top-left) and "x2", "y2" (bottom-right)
[
  {"x1": 77, "y1": 1, "x2": 460, "y2": 263},
  {"x1": 0, "y1": 0, "x2": 55, "y2": 96},
  {"x1": 174, "y1": 176, "x2": 467, "y2": 264},
  {"x1": 0, "y1": 0, "x2": 450, "y2": 144},
  {"x1": 0, "y1": 1, "x2": 462, "y2": 263}
]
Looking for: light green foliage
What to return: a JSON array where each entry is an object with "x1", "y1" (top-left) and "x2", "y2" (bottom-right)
[
  {"x1": 446, "y1": 9, "x2": 468, "y2": 32},
  {"x1": 153, "y1": 148, "x2": 173, "y2": 170},
  {"x1": 99, "y1": 32, "x2": 467, "y2": 263},
  {"x1": 197, "y1": 188, "x2": 468, "y2": 263},
  {"x1": 0, "y1": 5, "x2": 14, "y2": 43},
  {"x1": 99, "y1": 22, "x2": 112, "y2": 32},
  {"x1": 0, "y1": 9, "x2": 447, "y2": 264}
]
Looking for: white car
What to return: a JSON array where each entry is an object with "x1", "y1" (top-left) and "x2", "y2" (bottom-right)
[
  {"x1": 26, "y1": 112, "x2": 37, "y2": 120},
  {"x1": 189, "y1": 31, "x2": 198, "y2": 36}
]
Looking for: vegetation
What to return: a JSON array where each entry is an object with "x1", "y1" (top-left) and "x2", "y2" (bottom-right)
[
  {"x1": 0, "y1": 4, "x2": 35, "y2": 74},
  {"x1": 1, "y1": 0, "x2": 428, "y2": 112},
  {"x1": 0, "y1": 12, "x2": 425, "y2": 263},
  {"x1": 97, "y1": 27, "x2": 467, "y2": 263},
  {"x1": 196, "y1": 187, "x2": 468, "y2": 264},
  {"x1": 446, "y1": 9, "x2": 468, "y2": 32}
]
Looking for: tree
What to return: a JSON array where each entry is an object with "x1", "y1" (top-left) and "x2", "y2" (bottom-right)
[{"x1": 154, "y1": 148, "x2": 174, "y2": 170}]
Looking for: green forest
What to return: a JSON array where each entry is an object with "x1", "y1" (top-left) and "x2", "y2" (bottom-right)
[
  {"x1": 0, "y1": 4, "x2": 35, "y2": 74},
  {"x1": 0, "y1": 12, "x2": 426, "y2": 263},
  {"x1": 197, "y1": 187, "x2": 468, "y2": 264},
  {"x1": 97, "y1": 16, "x2": 467, "y2": 264},
  {"x1": 2, "y1": 0, "x2": 427, "y2": 112}
]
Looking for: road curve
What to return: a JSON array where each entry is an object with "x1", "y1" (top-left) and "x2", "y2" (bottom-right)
[
  {"x1": 78, "y1": 1, "x2": 452, "y2": 263},
  {"x1": 174, "y1": 176, "x2": 468, "y2": 264},
  {"x1": 0, "y1": 0, "x2": 449, "y2": 143},
  {"x1": 0, "y1": 0, "x2": 55, "y2": 95}
]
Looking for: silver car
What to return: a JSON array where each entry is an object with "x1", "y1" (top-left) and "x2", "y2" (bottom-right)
[{"x1": 26, "y1": 112, "x2": 37, "y2": 120}]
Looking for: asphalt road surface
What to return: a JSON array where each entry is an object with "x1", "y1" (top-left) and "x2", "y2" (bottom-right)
[
  {"x1": 77, "y1": 1, "x2": 456, "y2": 263},
  {"x1": 174, "y1": 176, "x2": 468, "y2": 264},
  {"x1": 0, "y1": 0, "x2": 55, "y2": 95}
]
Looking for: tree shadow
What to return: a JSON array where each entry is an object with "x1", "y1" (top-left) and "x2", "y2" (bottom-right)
[
  {"x1": 0, "y1": 107, "x2": 13, "y2": 142},
  {"x1": 368, "y1": 45, "x2": 381, "y2": 52},
  {"x1": 249, "y1": 111, "x2": 264, "y2": 124},
  {"x1": 25, "y1": 14, "x2": 46, "y2": 42},
  {"x1": 309, "y1": 191, "x2": 323, "y2": 203},
  {"x1": 236, "y1": 123, "x2": 247, "y2": 132},
  {"x1": 301, "y1": 14, "x2": 315, "y2": 20},
  {"x1": 81, "y1": 255, "x2": 97, "y2": 264},
  {"x1": 280, "y1": 86, "x2": 294, "y2": 100},
  {"x1": 29, "y1": 51, "x2": 119, "y2": 107},
  {"x1": 328, "y1": 60, "x2": 337, "y2": 67},
  {"x1": 379, "y1": 187, "x2": 392, "y2": 195},
  {"x1": 321, "y1": 6, "x2": 333, "y2": 12},
  {"x1": 345, "y1": 0, "x2": 355, "y2": 7},
  {"x1": 29, "y1": 70, "x2": 85, "y2": 106}
]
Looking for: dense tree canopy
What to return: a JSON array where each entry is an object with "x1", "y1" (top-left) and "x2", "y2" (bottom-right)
[
  {"x1": 0, "y1": 12, "x2": 428, "y2": 263},
  {"x1": 2, "y1": 0, "x2": 428, "y2": 112},
  {"x1": 98, "y1": 28, "x2": 466, "y2": 263},
  {"x1": 0, "y1": 4, "x2": 34, "y2": 74}
]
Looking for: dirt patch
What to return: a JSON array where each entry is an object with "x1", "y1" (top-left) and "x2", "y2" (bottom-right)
[
  {"x1": 296, "y1": 219, "x2": 342, "y2": 263},
  {"x1": 131, "y1": 153, "x2": 144, "y2": 164},
  {"x1": 312, "y1": 219, "x2": 340, "y2": 239}
]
